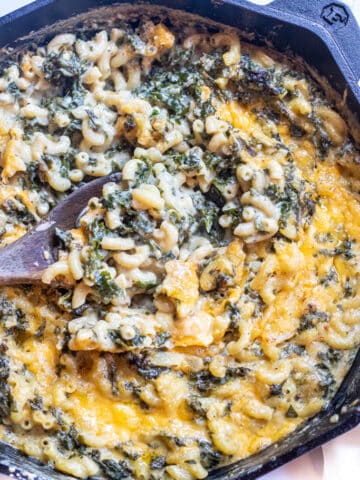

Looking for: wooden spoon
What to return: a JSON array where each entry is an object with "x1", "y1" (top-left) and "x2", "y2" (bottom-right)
[{"x1": 0, "y1": 172, "x2": 121, "y2": 286}]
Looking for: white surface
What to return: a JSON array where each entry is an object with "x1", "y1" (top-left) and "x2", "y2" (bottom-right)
[
  {"x1": 0, "y1": 0, "x2": 33, "y2": 16},
  {"x1": 0, "y1": 0, "x2": 358, "y2": 479}
]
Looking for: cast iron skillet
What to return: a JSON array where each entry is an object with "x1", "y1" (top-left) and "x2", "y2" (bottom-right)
[{"x1": 0, "y1": 1, "x2": 359, "y2": 479}]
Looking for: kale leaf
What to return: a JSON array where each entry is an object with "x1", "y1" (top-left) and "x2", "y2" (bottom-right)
[{"x1": 0, "y1": 353, "x2": 11, "y2": 421}]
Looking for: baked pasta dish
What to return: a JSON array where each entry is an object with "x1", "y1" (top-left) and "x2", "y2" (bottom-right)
[{"x1": 0, "y1": 7, "x2": 359, "y2": 480}]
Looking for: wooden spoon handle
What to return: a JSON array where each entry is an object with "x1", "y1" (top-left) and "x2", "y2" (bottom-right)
[{"x1": 0, "y1": 221, "x2": 54, "y2": 285}]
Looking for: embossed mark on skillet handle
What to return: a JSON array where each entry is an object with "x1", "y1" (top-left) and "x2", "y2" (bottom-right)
[{"x1": 262, "y1": 0, "x2": 360, "y2": 101}]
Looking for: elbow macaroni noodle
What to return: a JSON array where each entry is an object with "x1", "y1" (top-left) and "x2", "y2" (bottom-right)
[{"x1": 0, "y1": 8, "x2": 359, "y2": 480}]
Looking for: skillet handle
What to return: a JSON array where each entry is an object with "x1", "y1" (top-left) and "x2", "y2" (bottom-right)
[{"x1": 266, "y1": 0, "x2": 360, "y2": 97}]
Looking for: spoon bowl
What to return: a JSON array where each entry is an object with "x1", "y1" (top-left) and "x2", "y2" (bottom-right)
[{"x1": 0, "y1": 172, "x2": 121, "y2": 285}]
